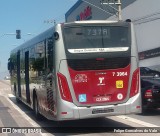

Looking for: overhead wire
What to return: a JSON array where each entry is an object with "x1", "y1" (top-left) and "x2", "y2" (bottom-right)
[{"x1": 133, "y1": 11, "x2": 160, "y2": 25}]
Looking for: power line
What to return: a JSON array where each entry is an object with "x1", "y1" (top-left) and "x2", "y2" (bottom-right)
[
  {"x1": 133, "y1": 11, "x2": 160, "y2": 25},
  {"x1": 133, "y1": 11, "x2": 160, "y2": 22},
  {"x1": 134, "y1": 17, "x2": 160, "y2": 25}
]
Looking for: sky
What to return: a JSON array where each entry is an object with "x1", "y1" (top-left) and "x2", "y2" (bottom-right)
[{"x1": 0, "y1": 0, "x2": 78, "y2": 79}]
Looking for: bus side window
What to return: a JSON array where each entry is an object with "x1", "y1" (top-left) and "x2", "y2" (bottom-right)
[
  {"x1": 46, "y1": 38, "x2": 54, "y2": 87},
  {"x1": 47, "y1": 38, "x2": 54, "y2": 71}
]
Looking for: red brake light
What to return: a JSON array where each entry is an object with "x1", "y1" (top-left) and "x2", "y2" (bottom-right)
[
  {"x1": 144, "y1": 89, "x2": 152, "y2": 98},
  {"x1": 130, "y1": 68, "x2": 140, "y2": 98},
  {"x1": 57, "y1": 73, "x2": 72, "y2": 102}
]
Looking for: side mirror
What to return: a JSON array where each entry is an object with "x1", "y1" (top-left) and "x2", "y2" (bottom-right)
[
  {"x1": 8, "y1": 62, "x2": 11, "y2": 71},
  {"x1": 54, "y1": 32, "x2": 59, "y2": 40}
]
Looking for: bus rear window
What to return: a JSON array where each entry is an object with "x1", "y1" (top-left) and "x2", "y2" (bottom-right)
[{"x1": 63, "y1": 26, "x2": 131, "y2": 53}]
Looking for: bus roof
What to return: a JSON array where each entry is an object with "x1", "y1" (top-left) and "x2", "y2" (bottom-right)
[
  {"x1": 64, "y1": 20, "x2": 119, "y2": 25},
  {"x1": 63, "y1": 20, "x2": 131, "y2": 27}
]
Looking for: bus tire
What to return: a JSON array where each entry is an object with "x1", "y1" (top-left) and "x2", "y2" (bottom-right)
[{"x1": 33, "y1": 95, "x2": 41, "y2": 120}]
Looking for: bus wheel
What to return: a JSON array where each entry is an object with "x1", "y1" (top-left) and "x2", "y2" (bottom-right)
[{"x1": 33, "y1": 96, "x2": 41, "y2": 120}]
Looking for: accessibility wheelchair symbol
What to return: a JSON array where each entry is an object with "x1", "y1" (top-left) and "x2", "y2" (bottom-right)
[{"x1": 79, "y1": 94, "x2": 87, "y2": 102}]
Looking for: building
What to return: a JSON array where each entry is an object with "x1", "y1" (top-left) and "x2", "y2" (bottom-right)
[{"x1": 65, "y1": 0, "x2": 160, "y2": 71}]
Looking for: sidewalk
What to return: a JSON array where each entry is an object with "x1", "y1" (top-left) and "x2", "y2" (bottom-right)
[{"x1": 0, "y1": 80, "x2": 44, "y2": 136}]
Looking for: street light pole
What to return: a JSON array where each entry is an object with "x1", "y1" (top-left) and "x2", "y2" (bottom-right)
[
  {"x1": 0, "y1": 32, "x2": 35, "y2": 42},
  {"x1": 0, "y1": 33, "x2": 16, "y2": 38}
]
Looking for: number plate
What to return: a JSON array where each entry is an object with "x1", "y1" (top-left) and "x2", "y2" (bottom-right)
[
  {"x1": 92, "y1": 108, "x2": 114, "y2": 114},
  {"x1": 93, "y1": 96, "x2": 111, "y2": 102}
]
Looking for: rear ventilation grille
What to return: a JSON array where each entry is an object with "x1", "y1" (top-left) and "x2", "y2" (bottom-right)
[
  {"x1": 47, "y1": 89, "x2": 54, "y2": 110},
  {"x1": 68, "y1": 57, "x2": 130, "y2": 71}
]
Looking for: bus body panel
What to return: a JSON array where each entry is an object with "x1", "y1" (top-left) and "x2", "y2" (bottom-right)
[{"x1": 68, "y1": 62, "x2": 131, "y2": 105}]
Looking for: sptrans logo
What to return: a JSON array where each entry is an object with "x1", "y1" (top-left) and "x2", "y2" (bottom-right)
[{"x1": 76, "y1": 6, "x2": 92, "y2": 21}]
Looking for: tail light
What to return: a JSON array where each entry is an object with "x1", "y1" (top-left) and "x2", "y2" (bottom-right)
[
  {"x1": 57, "y1": 73, "x2": 72, "y2": 102},
  {"x1": 144, "y1": 89, "x2": 153, "y2": 99},
  {"x1": 130, "y1": 68, "x2": 140, "y2": 98}
]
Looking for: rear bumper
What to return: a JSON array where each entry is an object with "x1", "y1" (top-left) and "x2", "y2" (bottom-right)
[{"x1": 57, "y1": 94, "x2": 141, "y2": 121}]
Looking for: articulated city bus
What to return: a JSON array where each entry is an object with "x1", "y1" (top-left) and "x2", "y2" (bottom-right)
[{"x1": 8, "y1": 20, "x2": 141, "y2": 121}]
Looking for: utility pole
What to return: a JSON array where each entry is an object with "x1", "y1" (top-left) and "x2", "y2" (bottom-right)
[
  {"x1": 101, "y1": 0, "x2": 122, "y2": 21},
  {"x1": 117, "y1": 0, "x2": 122, "y2": 21}
]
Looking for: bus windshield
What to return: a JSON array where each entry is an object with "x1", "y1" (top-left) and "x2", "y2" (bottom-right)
[{"x1": 63, "y1": 25, "x2": 131, "y2": 54}]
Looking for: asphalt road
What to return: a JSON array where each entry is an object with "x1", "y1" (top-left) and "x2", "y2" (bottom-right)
[
  {"x1": 128, "y1": 109, "x2": 160, "y2": 126},
  {"x1": 0, "y1": 80, "x2": 159, "y2": 136}
]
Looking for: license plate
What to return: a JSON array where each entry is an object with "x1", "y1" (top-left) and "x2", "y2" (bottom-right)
[
  {"x1": 92, "y1": 108, "x2": 114, "y2": 114},
  {"x1": 93, "y1": 96, "x2": 111, "y2": 102}
]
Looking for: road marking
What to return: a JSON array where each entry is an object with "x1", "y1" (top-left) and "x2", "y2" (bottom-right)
[
  {"x1": 117, "y1": 115, "x2": 160, "y2": 127},
  {"x1": 7, "y1": 94, "x2": 48, "y2": 136}
]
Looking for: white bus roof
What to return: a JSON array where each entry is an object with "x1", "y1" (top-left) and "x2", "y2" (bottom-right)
[{"x1": 64, "y1": 20, "x2": 119, "y2": 25}]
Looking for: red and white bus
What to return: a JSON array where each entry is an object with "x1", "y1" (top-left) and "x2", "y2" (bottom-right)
[{"x1": 8, "y1": 20, "x2": 141, "y2": 121}]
